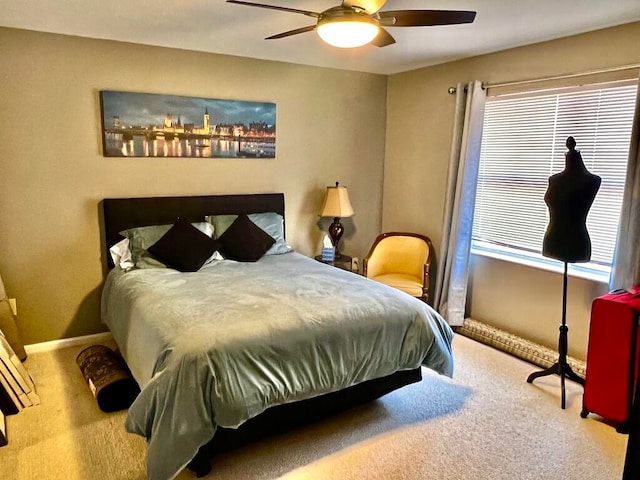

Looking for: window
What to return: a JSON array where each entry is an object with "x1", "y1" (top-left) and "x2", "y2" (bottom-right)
[{"x1": 472, "y1": 80, "x2": 638, "y2": 281}]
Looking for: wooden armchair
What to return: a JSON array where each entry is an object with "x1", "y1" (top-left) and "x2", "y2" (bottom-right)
[{"x1": 363, "y1": 232, "x2": 433, "y2": 303}]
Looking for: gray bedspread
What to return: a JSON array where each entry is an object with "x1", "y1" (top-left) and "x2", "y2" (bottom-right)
[{"x1": 101, "y1": 252, "x2": 454, "y2": 480}]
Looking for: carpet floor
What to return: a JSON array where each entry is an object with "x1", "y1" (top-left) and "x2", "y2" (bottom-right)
[{"x1": 0, "y1": 335, "x2": 627, "y2": 480}]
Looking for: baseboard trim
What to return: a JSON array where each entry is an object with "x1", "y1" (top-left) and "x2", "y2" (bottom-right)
[{"x1": 25, "y1": 332, "x2": 114, "y2": 355}]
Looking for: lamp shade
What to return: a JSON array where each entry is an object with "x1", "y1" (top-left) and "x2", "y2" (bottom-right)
[{"x1": 319, "y1": 183, "x2": 354, "y2": 218}]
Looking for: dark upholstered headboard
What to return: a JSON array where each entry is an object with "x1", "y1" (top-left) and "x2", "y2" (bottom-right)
[{"x1": 100, "y1": 193, "x2": 285, "y2": 270}]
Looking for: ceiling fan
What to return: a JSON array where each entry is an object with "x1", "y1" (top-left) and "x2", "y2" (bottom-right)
[{"x1": 226, "y1": 0, "x2": 476, "y2": 48}]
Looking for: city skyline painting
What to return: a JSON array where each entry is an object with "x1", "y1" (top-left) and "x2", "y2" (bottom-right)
[{"x1": 99, "y1": 90, "x2": 276, "y2": 158}]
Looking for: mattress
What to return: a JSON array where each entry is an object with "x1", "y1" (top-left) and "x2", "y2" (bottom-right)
[{"x1": 101, "y1": 252, "x2": 454, "y2": 480}]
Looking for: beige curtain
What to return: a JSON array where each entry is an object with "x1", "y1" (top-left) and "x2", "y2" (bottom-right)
[
  {"x1": 433, "y1": 80, "x2": 486, "y2": 326},
  {"x1": 610, "y1": 77, "x2": 640, "y2": 290},
  {"x1": 0, "y1": 273, "x2": 26, "y2": 360}
]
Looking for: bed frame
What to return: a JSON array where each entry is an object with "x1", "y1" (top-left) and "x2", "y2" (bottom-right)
[{"x1": 99, "y1": 193, "x2": 422, "y2": 477}]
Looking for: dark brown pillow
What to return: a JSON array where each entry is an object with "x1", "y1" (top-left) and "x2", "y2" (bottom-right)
[
  {"x1": 147, "y1": 219, "x2": 218, "y2": 272},
  {"x1": 216, "y1": 213, "x2": 275, "y2": 262}
]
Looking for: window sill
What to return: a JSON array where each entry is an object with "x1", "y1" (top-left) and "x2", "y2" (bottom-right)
[{"x1": 470, "y1": 242, "x2": 610, "y2": 284}]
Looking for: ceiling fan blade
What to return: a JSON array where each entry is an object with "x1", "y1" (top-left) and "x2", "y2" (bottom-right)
[
  {"x1": 266, "y1": 25, "x2": 316, "y2": 40},
  {"x1": 379, "y1": 10, "x2": 476, "y2": 27},
  {"x1": 226, "y1": 0, "x2": 319, "y2": 18},
  {"x1": 370, "y1": 27, "x2": 395, "y2": 47},
  {"x1": 341, "y1": 0, "x2": 388, "y2": 15}
]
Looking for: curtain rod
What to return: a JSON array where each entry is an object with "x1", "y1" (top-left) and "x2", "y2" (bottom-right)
[{"x1": 447, "y1": 62, "x2": 640, "y2": 93}]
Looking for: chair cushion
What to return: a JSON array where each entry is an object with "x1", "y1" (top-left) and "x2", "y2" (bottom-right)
[{"x1": 369, "y1": 273, "x2": 423, "y2": 297}]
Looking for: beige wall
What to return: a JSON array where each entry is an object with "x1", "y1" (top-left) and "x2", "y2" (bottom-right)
[
  {"x1": 0, "y1": 28, "x2": 387, "y2": 344},
  {"x1": 3, "y1": 23, "x2": 639, "y2": 352},
  {"x1": 385, "y1": 22, "x2": 640, "y2": 360}
]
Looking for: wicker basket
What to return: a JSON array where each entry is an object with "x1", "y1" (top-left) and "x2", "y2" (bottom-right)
[{"x1": 76, "y1": 345, "x2": 139, "y2": 412}]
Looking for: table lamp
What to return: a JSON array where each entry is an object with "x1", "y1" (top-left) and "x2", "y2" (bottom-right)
[{"x1": 319, "y1": 182, "x2": 354, "y2": 256}]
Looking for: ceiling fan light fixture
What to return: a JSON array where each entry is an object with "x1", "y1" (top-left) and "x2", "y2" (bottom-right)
[
  {"x1": 226, "y1": 1, "x2": 477, "y2": 49},
  {"x1": 317, "y1": 17, "x2": 379, "y2": 48}
]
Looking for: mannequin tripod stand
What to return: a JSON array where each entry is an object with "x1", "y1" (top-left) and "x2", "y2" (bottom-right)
[{"x1": 527, "y1": 262, "x2": 584, "y2": 409}]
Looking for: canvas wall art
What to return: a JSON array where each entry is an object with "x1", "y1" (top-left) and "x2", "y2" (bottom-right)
[{"x1": 100, "y1": 91, "x2": 276, "y2": 158}]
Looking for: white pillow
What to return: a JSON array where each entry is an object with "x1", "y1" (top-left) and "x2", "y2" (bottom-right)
[{"x1": 109, "y1": 238, "x2": 134, "y2": 270}]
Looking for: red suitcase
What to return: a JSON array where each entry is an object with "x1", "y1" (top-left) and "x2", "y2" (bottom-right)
[{"x1": 581, "y1": 286, "x2": 640, "y2": 432}]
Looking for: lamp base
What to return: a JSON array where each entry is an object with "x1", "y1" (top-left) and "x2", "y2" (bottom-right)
[{"x1": 328, "y1": 217, "x2": 344, "y2": 255}]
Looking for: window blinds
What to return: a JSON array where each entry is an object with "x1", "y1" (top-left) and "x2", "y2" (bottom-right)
[{"x1": 473, "y1": 81, "x2": 638, "y2": 267}]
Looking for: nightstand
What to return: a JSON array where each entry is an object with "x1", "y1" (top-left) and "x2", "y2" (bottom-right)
[{"x1": 314, "y1": 253, "x2": 352, "y2": 271}]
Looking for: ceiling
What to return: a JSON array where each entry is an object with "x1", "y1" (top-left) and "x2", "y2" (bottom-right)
[{"x1": 2, "y1": 0, "x2": 640, "y2": 75}]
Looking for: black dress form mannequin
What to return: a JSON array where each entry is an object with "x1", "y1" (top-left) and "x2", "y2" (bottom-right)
[
  {"x1": 541, "y1": 136, "x2": 601, "y2": 262},
  {"x1": 527, "y1": 137, "x2": 601, "y2": 409}
]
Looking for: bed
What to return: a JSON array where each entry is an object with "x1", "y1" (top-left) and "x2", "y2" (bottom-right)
[{"x1": 99, "y1": 193, "x2": 454, "y2": 480}]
